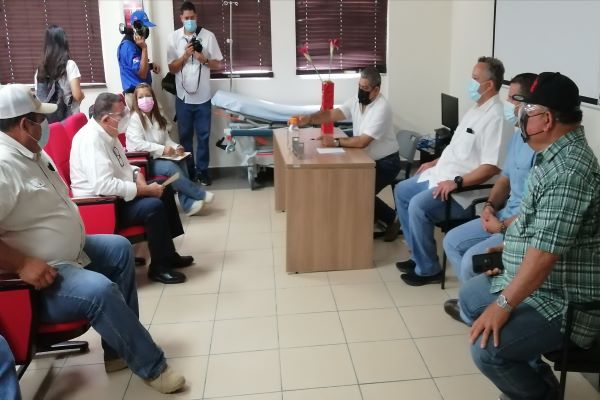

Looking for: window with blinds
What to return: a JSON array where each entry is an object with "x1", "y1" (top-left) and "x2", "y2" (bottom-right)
[
  {"x1": 295, "y1": 0, "x2": 387, "y2": 75},
  {"x1": 0, "y1": 0, "x2": 105, "y2": 85},
  {"x1": 172, "y1": 0, "x2": 273, "y2": 78}
]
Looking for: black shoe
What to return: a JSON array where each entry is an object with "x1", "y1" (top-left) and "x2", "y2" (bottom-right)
[
  {"x1": 383, "y1": 219, "x2": 401, "y2": 242},
  {"x1": 197, "y1": 171, "x2": 212, "y2": 186},
  {"x1": 444, "y1": 299, "x2": 465, "y2": 324},
  {"x1": 148, "y1": 268, "x2": 186, "y2": 284},
  {"x1": 171, "y1": 253, "x2": 194, "y2": 269},
  {"x1": 395, "y1": 259, "x2": 416, "y2": 273},
  {"x1": 401, "y1": 270, "x2": 443, "y2": 286}
]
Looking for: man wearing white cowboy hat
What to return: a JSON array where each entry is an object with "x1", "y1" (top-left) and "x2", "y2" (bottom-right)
[{"x1": 0, "y1": 84, "x2": 185, "y2": 394}]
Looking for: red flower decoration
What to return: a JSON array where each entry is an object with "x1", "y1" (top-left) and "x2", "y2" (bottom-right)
[{"x1": 329, "y1": 38, "x2": 340, "y2": 50}]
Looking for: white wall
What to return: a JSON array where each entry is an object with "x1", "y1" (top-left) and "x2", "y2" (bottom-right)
[
  {"x1": 85, "y1": 0, "x2": 600, "y2": 167},
  {"x1": 448, "y1": 0, "x2": 600, "y2": 156}
]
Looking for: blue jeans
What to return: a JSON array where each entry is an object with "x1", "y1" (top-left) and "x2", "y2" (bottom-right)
[
  {"x1": 176, "y1": 97, "x2": 212, "y2": 176},
  {"x1": 460, "y1": 275, "x2": 563, "y2": 400},
  {"x1": 443, "y1": 218, "x2": 504, "y2": 284},
  {"x1": 394, "y1": 175, "x2": 474, "y2": 276},
  {"x1": 152, "y1": 159, "x2": 206, "y2": 213},
  {"x1": 38, "y1": 235, "x2": 166, "y2": 380},
  {"x1": 0, "y1": 334, "x2": 20, "y2": 400}
]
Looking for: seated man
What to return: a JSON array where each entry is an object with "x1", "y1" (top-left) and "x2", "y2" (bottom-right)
[
  {"x1": 0, "y1": 84, "x2": 184, "y2": 393},
  {"x1": 394, "y1": 56, "x2": 514, "y2": 285},
  {"x1": 298, "y1": 67, "x2": 402, "y2": 241},
  {"x1": 463, "y1": 72, "x2": 600, "y2": 400},
  {"x1": 442, "y1": 73, "x2": 537, "y2": 319},
  {"x1": 70, "y1": 93, "x2": 190, "y2": 284},
  {"x1": 0, "y1": 334, "x2": 20, "y2": 400}
]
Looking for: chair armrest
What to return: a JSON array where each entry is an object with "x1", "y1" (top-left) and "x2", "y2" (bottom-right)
[
  {"x1": 0, "y1": 273, "x2": 29, "y2": 290},
  {"x1": 454, "y1": 183, "x2": 494, "y2": 194},
  {"x1": 72, "y1": 195, "x2": 119, "y2": 205},
  {"x1": 125, "y1": 151, "x2": 150, "y2": 158}
]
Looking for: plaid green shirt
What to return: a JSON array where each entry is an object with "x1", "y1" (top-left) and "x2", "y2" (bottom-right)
[{"x1": 491, "y1": 126, "x2": 600, "y2": 348}]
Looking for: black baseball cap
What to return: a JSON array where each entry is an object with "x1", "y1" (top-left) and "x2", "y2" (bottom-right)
[{"x1": 512, "y1": 72, "x2": 580, "y2": 113}]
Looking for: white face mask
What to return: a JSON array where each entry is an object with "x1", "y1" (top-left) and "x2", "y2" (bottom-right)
[
  {"x1": 107, "y1": 108, "x2": 131, "y2": 134},
  {"x1": 26, "y1": 118, "x2": 50, "y2": 150}
]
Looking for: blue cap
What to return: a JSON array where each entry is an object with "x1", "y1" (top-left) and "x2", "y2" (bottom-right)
[{"x1": 130, "y1": 10, "x2": 156, "y2": 27}]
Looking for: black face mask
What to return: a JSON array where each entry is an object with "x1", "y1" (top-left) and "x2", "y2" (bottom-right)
[{"x1": 358, "y1": 88, "x2": 372, "y2": 105}]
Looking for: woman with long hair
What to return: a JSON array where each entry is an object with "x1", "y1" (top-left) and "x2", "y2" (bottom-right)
[
  {"x1": 126, "y1": 83, "x2": 213, "y2": 216},
  {"x1": 35, "y1": 25, "x2": 84, "y2": 120}
]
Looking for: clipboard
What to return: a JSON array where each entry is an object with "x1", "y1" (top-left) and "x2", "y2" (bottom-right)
[{"x1": 161, "y1": 172, "x2": 180, "y2": 187}]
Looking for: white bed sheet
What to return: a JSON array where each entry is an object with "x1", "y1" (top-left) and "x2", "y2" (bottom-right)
[{"x1": 211, "y1": 90, "x2": 322, "y2": 122}]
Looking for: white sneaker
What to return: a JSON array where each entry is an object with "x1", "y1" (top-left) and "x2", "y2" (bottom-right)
[
  {"x1": 204, "y1": 191, "x2": 215, "y2": 204},
  {"x1": 145, "y1": 365, "x2": 185, "y2": 394},
  {"x1": 186, "y1": 200, "x2": 204, "y2": 216}
]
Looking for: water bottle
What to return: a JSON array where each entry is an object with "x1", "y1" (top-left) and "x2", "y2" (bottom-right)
[{"x1": 288, "y1": 116, "x2": 300, "y2": 154}]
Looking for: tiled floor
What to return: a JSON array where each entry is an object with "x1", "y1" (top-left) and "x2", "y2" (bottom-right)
[{"x1": 22, "y1": 180, "x2": 600, "y2": 400}]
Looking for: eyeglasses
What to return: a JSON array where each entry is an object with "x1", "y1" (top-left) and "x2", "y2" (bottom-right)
[
  {"x1": 112, "y1": 146, "x2": 125, "y2": 167},
  {"x1": 108, "y1": 107, "x2": 131, "y2": 121}
]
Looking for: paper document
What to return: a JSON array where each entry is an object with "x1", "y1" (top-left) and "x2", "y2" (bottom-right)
[
  {"x1": 161, "y1": 172, "x2": 180, "y2": 187},
  {"x1": 317, "y1": 147, "x2": 345, "y2": 154},
  {"x1": 157, "y1": 152, "x2": 191, "y2": 161}
]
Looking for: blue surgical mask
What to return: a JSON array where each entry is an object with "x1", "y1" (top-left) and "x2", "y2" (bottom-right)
[
  {"x1": 467, "y1": 79, "x2": 481, "y2": 102},
  {"x1": 27, "y1": 118, "x2": 50, "y2": 150},
  {"x1": 183, "y1": 19, "x2": 197, "y2": 33},
  {"x1": 503, "y1": 101, "x2": 518, "y2": 125}
]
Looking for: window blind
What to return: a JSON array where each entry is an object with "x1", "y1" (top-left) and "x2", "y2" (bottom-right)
[
  {"x1": 0, "y1": 0, "x2": 105, "y2": 84},
  {"x1": 295, "y1": 0, "x2": 387, "y2": 75}
]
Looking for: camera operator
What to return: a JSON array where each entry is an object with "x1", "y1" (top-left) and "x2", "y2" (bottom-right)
[
  {"x1": 167, "y1": 1, "x2": 222, "y2": 185},
  {"x1": 117, "y1": 10, "x2": 161, "y2": 108}
]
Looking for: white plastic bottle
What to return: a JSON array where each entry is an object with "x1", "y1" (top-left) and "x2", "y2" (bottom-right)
[{"x1": 288, "y1": 116, "x2": 300, "y2": 154}]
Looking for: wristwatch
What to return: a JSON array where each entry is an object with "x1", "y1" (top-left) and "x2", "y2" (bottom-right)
[
  {"x1": 454, "y1": 175, "x2": 463, "y2": 190},
  {"x1": 333, "y1": 138, "x2": 340, "y2": 147},
  {"x1": 496, "y1": 293, "x2": 513, "y2": 312}
]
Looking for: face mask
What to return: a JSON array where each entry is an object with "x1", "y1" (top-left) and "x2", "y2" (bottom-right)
[
  {"x1": 503, "y1": 101, "x2": 518, "y2": 126},
  {"x1": 467, "y1": 79, "x2": 481, "y2": 102},
  {"x1": 358, "y1": 88, "x2": 372, "y2": 105},
  {"x1": 137, "y1": 96, "x2": 154, "y2": 113},
  {"x1": 183, "y1": 19, "x2": 197, "y2": 33},
  {"x1": 108, "y1": 114, "x2": 130, "y2": 134},
  {"x1": 26, "y1": 118, "x2": 50, "y2": 150},
  {"x1": 517, "y1": 105, "x2": 545, "y2": 143}
]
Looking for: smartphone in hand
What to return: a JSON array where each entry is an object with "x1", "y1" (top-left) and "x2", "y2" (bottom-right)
[{"x1": 472, "y1": 252, "x2": 504, "y2": 273}]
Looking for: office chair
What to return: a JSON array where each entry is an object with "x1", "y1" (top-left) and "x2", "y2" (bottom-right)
[
  {"x1": 374, "y1": 130, "x2": 420, "y2": 240},
  {"x1": 437, "y1": 184, "x2": 493, "y2": 289},
  {"x1": 544, "y1": 301, "x2": 600, "y2": 400},
  {"x1": 0, "y1": 274, "x2": 89, "y2": 378}
]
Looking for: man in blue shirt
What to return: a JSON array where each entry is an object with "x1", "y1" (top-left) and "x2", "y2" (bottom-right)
[
  {"x1": 117, "y1": 10, "x2": 161, "y2": 106},
  {"x1": 442, "y1": 73, "x2": 537, "y2": 322}
]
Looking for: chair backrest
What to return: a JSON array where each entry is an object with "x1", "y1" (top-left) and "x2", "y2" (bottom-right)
[
  {"x1": 397, "y1": 130, "x2": 420, "y2": 163},
  {"x1": 44, "y1": 122, "x2": 72, "y2": 187},
  {"x1": 61, "y1": 112, "x2": 87, "y2": 140},
  {"x1": 0, "y1": 279, "x2": 35, "y2": 365}
]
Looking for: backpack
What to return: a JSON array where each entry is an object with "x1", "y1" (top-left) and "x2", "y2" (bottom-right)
[{"x1": 36, "y1": 79, "x2": 69, "y2": 123}]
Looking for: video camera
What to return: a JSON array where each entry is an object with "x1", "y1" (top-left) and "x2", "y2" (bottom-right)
[{"x1": 118, "y1": 20, "x2": 149, "y2": 39}]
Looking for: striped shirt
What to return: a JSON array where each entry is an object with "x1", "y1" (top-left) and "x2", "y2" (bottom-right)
[{"x1": 491, "y1": 126, "x2": 600, "y2": 348}]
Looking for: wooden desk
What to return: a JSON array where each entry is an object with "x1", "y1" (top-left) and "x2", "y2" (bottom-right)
[{"x1": 273, "y1": 127, "x2": 375, "y2": 273}]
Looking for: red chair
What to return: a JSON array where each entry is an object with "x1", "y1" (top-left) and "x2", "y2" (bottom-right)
[
  {"x1": 0, "y1": 274, "x2": 89, "y2": 378},
  {"x1": 61, "y1": 112, "x2": 88, "y2": 141},
  {"x1": 45, "y1": 121, "x2": 146, "y2": 242}
]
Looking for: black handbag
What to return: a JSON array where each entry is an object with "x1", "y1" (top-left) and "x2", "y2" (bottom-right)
[{"x1": 161, "y1": 72, "x2": 176, "y2": 95}]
